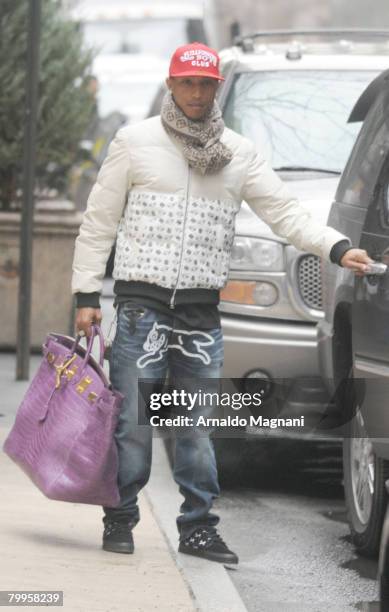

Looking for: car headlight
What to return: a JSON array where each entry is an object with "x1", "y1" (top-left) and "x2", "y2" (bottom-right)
[
  {"x1": 220, "y1": 280, "x2": 279, "y2": 306},
  {"x1": 230, "y1": 237, "x2": 284, "y2": 271}
]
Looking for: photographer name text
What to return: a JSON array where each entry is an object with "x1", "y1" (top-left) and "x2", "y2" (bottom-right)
[{"x1": 149, "y1": 415, "x2": 305, "y2": 429}]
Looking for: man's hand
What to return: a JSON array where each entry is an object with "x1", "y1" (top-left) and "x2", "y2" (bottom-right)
[
  {"x1": 75, "y1": 307, "x2": 102, "y2": 337},
  {"x1": 340, "y1": 248, "x2": 374, "y2": 276}
]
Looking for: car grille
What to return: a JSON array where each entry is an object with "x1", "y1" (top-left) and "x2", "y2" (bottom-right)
[{"x1": 297, "y1": 254, "x2": 323, "y2": 310}]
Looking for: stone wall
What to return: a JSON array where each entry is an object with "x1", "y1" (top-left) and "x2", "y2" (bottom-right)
[{"x1": 0, "y1": 203, "x2": 82, "y2": 350}]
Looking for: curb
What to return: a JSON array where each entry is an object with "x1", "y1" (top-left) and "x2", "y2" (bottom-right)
[{"x1": 144, "y1": 436, "x2": 248, "y2": 612}]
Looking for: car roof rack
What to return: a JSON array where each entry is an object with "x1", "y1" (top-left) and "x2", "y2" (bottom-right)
[{"x1": 234, "y1": 29, "x2": 389, "y2": 52}]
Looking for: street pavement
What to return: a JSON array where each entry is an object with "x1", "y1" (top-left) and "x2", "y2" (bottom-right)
[
  {"x1": 212, "y1": 440, "x2": 380, "y2": 612},
  {"x1": 0, "y1": 353, "x2": 196, "y2": 612},
  {"x1": 0, "y1": 281, "x2": 247, "y2": 612}
]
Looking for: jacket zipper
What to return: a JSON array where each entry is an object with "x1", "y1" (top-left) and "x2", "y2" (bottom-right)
[{"x1": 170, "y1": 164, "x2": 191, "y2": 309}]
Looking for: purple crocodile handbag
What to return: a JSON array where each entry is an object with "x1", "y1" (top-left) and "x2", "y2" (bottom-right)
[{"x1": 3, "y1": 324, "x2": 123, "y2": 507}]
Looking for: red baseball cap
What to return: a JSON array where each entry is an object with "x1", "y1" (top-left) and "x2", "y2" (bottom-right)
[{"x1": 169, "y1": 42, "x2": 225, "y2": 81}]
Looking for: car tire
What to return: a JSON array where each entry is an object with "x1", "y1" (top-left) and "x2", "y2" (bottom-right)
[{"x1": 343, "y1": 391, "x2": 389, "y2": 557}]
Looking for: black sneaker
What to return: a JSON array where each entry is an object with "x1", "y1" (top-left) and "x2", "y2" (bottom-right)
[
  {"x1": 102, "y1": 521, "x2": 134, "y2": 554},
  {"x1": 178, "y1": 527, "x2": 238, "y2": 565}
]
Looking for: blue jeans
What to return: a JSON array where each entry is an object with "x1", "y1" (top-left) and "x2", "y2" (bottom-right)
[{"x1": 103, "y1": 302, "x2": 223, "y2": 539}]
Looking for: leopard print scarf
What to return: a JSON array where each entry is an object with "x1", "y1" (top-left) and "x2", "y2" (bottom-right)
[{"x1": 160, "y1": 91, "x2": 233, "y2": 175}]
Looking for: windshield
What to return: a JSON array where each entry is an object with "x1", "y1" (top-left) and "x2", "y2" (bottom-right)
[{"x1": 224, "y1": 70, "x2": 378, "y2": 173}]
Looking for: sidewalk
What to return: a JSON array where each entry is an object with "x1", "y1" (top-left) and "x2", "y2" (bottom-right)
[{"x1": 0, "y1": 353, "x2": 196, "y2": 612}]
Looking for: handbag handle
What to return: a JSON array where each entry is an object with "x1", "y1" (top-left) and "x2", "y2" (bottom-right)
[{"x1": 71, "y1": 324, "x2": 105, "y2": 369}]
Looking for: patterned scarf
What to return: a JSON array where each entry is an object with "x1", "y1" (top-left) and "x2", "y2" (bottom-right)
[{"x1": 160, "y1": 91, "x2": 233, "y2": 175}]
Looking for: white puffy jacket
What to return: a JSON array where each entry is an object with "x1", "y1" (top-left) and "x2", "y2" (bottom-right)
[{"x1": 71, "y1": 116, "x2": 347, "y2": 304}]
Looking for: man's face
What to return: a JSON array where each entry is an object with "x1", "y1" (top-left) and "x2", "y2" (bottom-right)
[{"x1": 166, "y1": 76, "x2": 220, "y2": 121}]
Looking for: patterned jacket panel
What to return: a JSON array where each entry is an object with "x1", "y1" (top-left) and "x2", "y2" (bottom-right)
[{"x1": 113, "y1": 189, "x2": 240, "y2": 290}]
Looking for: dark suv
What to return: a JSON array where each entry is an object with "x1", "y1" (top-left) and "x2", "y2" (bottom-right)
[{"x1": 319, "y1": 68, "x2": 389, "y2": 557}]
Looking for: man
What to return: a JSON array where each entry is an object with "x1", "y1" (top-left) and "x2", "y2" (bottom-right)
[{"x1": 72, "y1": 42, "x2": 372, "y2": 566}]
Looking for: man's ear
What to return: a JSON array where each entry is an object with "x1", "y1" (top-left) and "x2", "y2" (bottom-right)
[{"x1": 166, "y1": 77, "x2": 172, "y2": 90}]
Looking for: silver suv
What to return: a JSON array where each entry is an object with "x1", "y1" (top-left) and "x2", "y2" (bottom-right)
[{"x1": 217, "y1": 30, "x2": 389, "y2": 438}]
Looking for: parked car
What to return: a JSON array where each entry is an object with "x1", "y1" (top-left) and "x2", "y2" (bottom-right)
[
  {"x1": 318, "y1": 67, "x2": 389, "y2": 556},
  {"x1": 214, "y1": 31, "x2": 389, "y2": 444}
]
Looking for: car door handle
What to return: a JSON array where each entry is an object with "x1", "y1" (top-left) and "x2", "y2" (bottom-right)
[{"x1": 364, "y1": 262, "x2": 388, "y2": 275}]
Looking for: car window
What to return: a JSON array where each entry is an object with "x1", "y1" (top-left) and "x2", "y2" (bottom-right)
[
  {"x1": 223, "y1": 70, "x2": 378, "y2": 174},
  {"x1": 363, "y1": 139, "x2": 389, "y2": 233},
  {"x1": 337, "y1": 90, "x2": 389, "y2": 209}
]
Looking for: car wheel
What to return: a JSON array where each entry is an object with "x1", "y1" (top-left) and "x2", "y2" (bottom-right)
[{"x1": 343, "y1": 406, "x2": 389, "y2": 557}]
